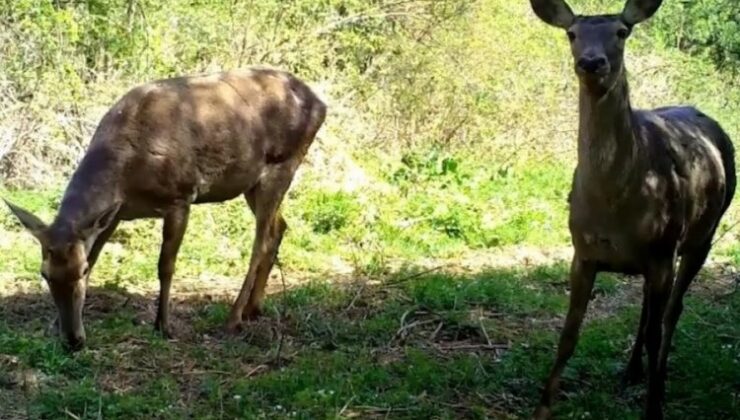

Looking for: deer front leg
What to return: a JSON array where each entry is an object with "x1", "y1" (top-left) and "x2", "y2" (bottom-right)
[
  {"x1": 623, "y1": 282, "x2": 647, "y2": 387},
  {"x1": 533, "y1": 256, "x2": 597, "y2": 420},
  {"x1": 155, "y1": 206, "x2": 190, "y2": 339}
]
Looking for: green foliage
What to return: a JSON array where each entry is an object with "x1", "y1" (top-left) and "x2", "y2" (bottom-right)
[
  {"x1": 300, "y1": 190, "x2": 360, "y2": 234},
  {"x1": 0, "y1": 0, "x2": 468, "y2": 90},
  {"x1": 649, "y1": 0, "x2": 740, "y2": 73}
]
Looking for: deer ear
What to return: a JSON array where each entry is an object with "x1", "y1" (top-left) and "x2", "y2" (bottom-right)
[
  {"x1": 622, "y1": 0, "x2": 663, "y2": 25},
  {"x1": 530, "y1": 0, "x2": 575, "y2": 29},
  {"x1": 78, "y1": 202, "x2": 121, "y2": 239},
  {"x1": 3, "y1": 199, "x2": 48, "y2": 243}
]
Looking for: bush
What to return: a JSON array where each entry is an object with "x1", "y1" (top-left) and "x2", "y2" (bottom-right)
[
  {"x1": 650, "y1": 0, "x2": 740, "y2": 73},
  {"x1": 300, "y1": 190, "x2": 360, "y2": 234}
]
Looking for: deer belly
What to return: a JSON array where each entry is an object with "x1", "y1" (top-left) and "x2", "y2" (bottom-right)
[
  {"x1": 193, "y1": 186, "x2": 248, "y2": 203},
  {"x1": 192, "y1": 165, "x2": 262, "y2": 203},
  {"x1": 572, "y1": 231, "x2": 643, "y2": 273}
]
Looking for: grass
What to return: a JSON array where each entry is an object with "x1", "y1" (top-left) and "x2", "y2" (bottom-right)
[{"x1": 1, "y1": 261, "x2": 738, "y2": 419}]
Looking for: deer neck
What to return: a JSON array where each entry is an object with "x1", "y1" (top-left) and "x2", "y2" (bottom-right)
[
  {"x1": 576, "y1": 70, "x2": 640, "y2": 197},
  {"x1": 51, "y1": 146, "x2": 122, "y2": 243}
]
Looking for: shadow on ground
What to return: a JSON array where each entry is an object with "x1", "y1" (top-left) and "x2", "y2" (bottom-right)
[{"x1": 1, "y1": 262, "x2": 738, "y2": 419}]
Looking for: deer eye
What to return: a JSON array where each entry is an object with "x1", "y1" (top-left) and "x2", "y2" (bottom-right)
[
  {"x1": 617, "y1": 28, "x2": 629, "y2": 39},
  {"x1": 566, "y1": 31, "x2": 576, "y2": 42}
]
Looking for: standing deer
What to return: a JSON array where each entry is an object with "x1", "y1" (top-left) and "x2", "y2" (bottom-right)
[
  {"x1": 4, "y1": 67, "x2": 326, "y2": 351},
  {"x1": 529, "y1": 0, "x2": 736, "y2": 418}
]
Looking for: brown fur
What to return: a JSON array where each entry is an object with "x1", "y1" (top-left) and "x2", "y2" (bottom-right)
[
  {"x1": 5, "y1": 67, "x2": 327, "y2": 350},
  {"x1": 529, "y1": 1, "x2": 736, "y2": 419}
]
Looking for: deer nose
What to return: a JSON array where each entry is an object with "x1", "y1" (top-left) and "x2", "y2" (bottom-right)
[{"x1": 577, "y1": 56, "x2": 608, "y2": 75}]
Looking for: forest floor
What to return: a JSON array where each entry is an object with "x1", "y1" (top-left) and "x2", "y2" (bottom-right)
[{"x1": 1, "y1": 245, "x2": 738, "y2": 419}]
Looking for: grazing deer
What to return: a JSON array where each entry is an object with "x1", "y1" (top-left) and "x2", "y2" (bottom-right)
[
  {"x1": 529, "y1": 0, "x2": 736, "y2": 418},
  {"x1": 4, "y1": 67, "x2": 326, "y2": 351}
]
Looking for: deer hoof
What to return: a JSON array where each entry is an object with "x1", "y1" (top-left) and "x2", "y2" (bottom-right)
[
  {"x1": 154, "y1": 321, "x2": 173, "y2": 340},
  {"x1": 224, "y1": 318, "x2": 243, "y2": 335},
  {"x1": 645, "y1": 403, "x2": 664, "y2": 420},
  {"x1": 157, "y1": 327, "x2": 173, "y2": 340},
  {"x1": 158, "y1": 329, "x2": 174, "y2": 340},
  {"x1": 242, "y1": 306, "x2": 264, "y2": 321},
  {"x1": 532, "y1": 405, "x2": 552, "y2": 420}
]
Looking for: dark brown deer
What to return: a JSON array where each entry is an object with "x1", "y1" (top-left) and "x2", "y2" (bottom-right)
[
  {"x1": 529, "y1": 0, "x2": 736, "y2": 418},
  {"x1": 4, "y1": 67, "x2": 326, "y2": 351}
]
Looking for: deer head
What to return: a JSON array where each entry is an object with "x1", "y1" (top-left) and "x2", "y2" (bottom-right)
[
  {"x1": 530, "y1": 0, "x2": 663, "y2": 94},
  {"x1": 4, "y1": 199, "x2": 120, "y2": 351}
]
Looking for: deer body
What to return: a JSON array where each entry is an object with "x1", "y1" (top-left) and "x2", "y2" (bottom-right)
[
  {"x1": 68, "y1": 69, "x2": 317, "y2": 217},
  {"x1": 6, "y1": 67, "x2": 326, "y2": 350},
  {"x1": 571, "y1": 98, "x2": 732, "y2": 273},
  {"x1": 529, "y1": 1, "x2": 735, "y2": 419}
]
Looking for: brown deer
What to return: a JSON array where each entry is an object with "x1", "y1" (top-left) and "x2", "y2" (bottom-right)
[
  {"x1": 4, "y1": 67, "x2": 326, "y2": 351},
  {"x1": 529, "y1": 0, "x2": 736, "y2": 419}
]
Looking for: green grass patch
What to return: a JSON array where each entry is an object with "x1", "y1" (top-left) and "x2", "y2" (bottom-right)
[{"x1": 1, "y1": 264, "x2": 737, "y2": 419}]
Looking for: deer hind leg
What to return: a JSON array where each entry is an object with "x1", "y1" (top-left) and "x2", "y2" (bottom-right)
[
  {"x1": 242, "y1": 189, "x2": 288, "y2": 320},
  {"x1": 659, "y1": 242, "x2": 711, "y2": 380},
  {"x1": 155, "y1": 206, "x2": 190, "y2": 339},
  {"x1": 226, "y1": 163, "x2": 296, "y2": 333},
  {"x1": 533, "y1": 256, "x2": 597, "y2": 420},
  {"x1": 644, "y1": 257, "x2": 675, "y2": 420}
]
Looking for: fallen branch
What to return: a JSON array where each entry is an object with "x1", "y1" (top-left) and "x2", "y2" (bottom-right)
[
  {"x1": 435, "y1": 343, "x2": 509, "y2": 352},
  {"x1": 393, "y1": 319, "x2": 439, "y2": 345},
  {"x1": 181, "y1": 370, "x2": 233, "y2": 376},
  {"x1": 478, "y1": 317, "x2": 493, "y2": 347},
  {"x1": 337, "y1": 395, "x2": 356, "y2": 417},
  {"x1": 343, "y1": 281, "x2": 367, "y2": 314},
  {"x1": 63, "y1": 409, "x2": 81, "y2": 420},
  {"x1": 273, "y1": 257, "x2": 288, "y2": 368},
  {"x1": 428, "y1": 321, "x2": 444, "y2": 341},
  {"x1": 383, "y1": 265, "x2": 446, "y2": 287},
  {"x1": 351, "y1": 405, "x2": 412, "y2": 414},
  {"x1": 246, "y1": 364, "x2": 268, "y2": 377}
]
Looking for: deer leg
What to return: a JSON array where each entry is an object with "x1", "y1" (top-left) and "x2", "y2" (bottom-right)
[
  {"x1": 225, "y1": 215, "x2": 271, "y2": 332},
  {"x1": 241, "y1": 189, "x2": 288, "y2": 320},
  {"x1": 659, "y1": 242, "x2": 710, "y2": 381},
  {"x1": 243, "y1": 214, "x2": 287, "y2": 320},
  {"x1": 644, "y1": 257, "x2": 675, "y2": 420},
  {"x1": 623, "y1": 281, "x2": 648, "y2": 387},
  {"x1": 533, "y1": 256, "x2": 597, "y2": 420},
  {"x1": 226, "y1": 165, "x2": 295, "y2": 332},
  {"x1": 154, "y1": 206, "x2": 190, "y2": 339}
]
